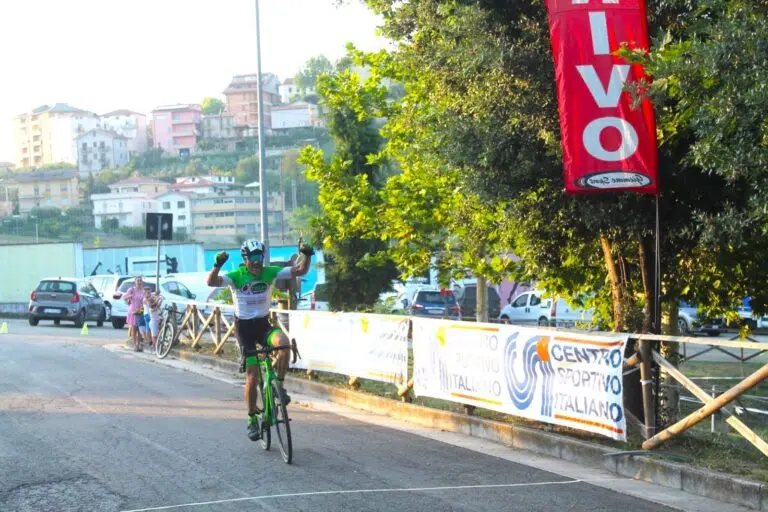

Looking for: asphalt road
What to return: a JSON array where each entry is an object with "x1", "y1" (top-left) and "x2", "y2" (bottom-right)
[{"x1": 0, "y1": 324, "x2": 749, "y2": 511}]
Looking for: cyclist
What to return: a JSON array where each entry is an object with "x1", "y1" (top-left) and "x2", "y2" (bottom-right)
[{"x1": 206, "y1": 238, "x2": 314, "y2": 441}]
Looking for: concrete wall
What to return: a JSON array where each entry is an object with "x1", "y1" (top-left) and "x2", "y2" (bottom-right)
[
  {"x1": 0, "y1": 242, "x2": 83, "y2": 303},
  {"x1": 83, "y1": 242, "x2": 205, "y2": 277}
]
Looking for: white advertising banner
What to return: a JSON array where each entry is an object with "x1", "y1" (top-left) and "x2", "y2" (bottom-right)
[
  {"x1": 287, "y1": 311, "x2": 409, "y2": 386},
  {"x1": 412, "y1": 318, "x2": 629, "y2": 440}
]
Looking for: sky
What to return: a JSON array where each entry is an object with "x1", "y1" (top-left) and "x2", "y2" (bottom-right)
[{"x1": 0, "y1": 0, "x2": 391, "y2": 163}]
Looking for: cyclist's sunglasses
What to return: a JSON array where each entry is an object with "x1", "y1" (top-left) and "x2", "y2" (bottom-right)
[{"x1": 246, "y1": 252, "x2": 264, "y2": 263}]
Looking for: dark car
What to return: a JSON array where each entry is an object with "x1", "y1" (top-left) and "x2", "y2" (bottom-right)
[
  {"x1": 457, "y1": 284, "x2": 501, "y2": 321},
  {"x1": 28, "y1": 278, "x2": 107, "y2": 327},
  {"x1": 407, "y1": 289, "x2": 461, "y2": 319}
]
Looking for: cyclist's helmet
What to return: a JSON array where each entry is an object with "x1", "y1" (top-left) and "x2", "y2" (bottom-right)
[{"x1": 240, "y1": 238, "x2": 266, "y2": 259}]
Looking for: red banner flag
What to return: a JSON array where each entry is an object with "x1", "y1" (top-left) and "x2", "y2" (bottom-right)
[{"x1": 546, "y1": 0, "x2": 658, "y2": 194}]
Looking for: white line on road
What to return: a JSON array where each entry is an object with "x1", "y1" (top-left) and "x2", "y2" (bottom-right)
[{"x1": 121, "y1": 478, "x2": 626, "y2": 512}]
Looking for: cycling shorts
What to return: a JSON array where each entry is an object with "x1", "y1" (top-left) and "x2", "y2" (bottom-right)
[{"x1": 235, "y1": 316, "x2": 281, "y2": 357}]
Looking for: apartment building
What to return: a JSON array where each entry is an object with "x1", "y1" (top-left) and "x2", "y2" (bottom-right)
[
  {"x1": 13, "y1": 104, "x2": 99, "y2": 168},
  {"x1": 279, "y1": 78, "x2": 298, "y2": 104},
  {"x1": 10, "y1": 168, "x2": 81, "y2": 214},
  {"x1": 100, "y1": 110, "x2": 148, "y2": 155},
  {"x1": 190, "y1": 187, "x2": 283, "y2": 243},
  {"x1": 155, "y1": 190, "x2": 193, "y2": 234},
  {"x1": 109, "y1": 176, "x2": 170, "y2": 195},
  {"x1": 223, "y1": 73, "x2": 281, "y2": 134},
  {"x1": 151, "y1": 104, "x2": 202, "y2": 157},
  {"x1": 77, "y1": 129, "x2": 130, "y2": 172},
  {"x1": 89, "y1": 176, "x2": 171, "y2": 228},
  {"x1": 271, "y1": 102, "x2": 323, "y2": 130},
  {"x1": 200, "y1": 112, "x2": 236, "y2": 139}
]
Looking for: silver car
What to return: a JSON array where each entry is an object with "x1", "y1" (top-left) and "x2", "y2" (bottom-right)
[{"x1": 28, "y1": 278, "x2": 107, "y2": 327}]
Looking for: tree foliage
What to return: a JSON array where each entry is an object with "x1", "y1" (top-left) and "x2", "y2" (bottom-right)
[
  {"x1": 299, "y1": 69, "x2": 398, "y2": 311},
  {"x1": 201, "y1": 97, "x2": 226, "y2": 115}
]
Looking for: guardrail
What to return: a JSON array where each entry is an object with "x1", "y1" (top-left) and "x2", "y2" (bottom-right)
[{"x1": 154, "y1": 300, "x2": 768, "y2": 457}]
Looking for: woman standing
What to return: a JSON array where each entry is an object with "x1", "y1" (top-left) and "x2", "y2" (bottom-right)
[{"x1": 123, "y1": 276, "x2": 147, "y2": 352}]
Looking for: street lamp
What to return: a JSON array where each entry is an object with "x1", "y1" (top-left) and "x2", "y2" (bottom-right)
[{"x1": 255, "y1": 0, "x2": 269, "y2": 257}]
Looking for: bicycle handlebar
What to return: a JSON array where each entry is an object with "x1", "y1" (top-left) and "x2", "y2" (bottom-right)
[{"x1": 254, "y1": 339, "x2": 301, "y2": 364}]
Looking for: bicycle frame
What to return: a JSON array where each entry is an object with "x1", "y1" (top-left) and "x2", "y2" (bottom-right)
[{"x1": 256, "y1": 357, "x2": 278, "y2": 427}]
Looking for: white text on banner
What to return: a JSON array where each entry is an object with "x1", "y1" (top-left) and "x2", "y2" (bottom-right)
[
  {"x1": 287, "y1": 311, "x2": 409, "y2": 386},
  {"x1": 411, "y1": 318, "x2": 629, "y2": 440}
]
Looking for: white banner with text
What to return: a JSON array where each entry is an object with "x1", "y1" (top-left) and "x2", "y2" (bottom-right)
[
  {"x1": 411, "y1": 318, "x2": 629, "y2": 440},
  {"x1": 287, "y1": 311, "x2": 409, "y2": 386}
]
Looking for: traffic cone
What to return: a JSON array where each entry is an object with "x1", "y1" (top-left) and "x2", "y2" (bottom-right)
[
  {"x1": 0, "y1": 322, "x2": 7, "y2": 334},
  {"x1": 81, "y1": 324, "x2": 89, "y2": 336}
]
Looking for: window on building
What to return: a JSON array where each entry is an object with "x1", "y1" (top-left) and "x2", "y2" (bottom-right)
[
  {"x1": 177, "y1": 201, "x2": 185, "y2": 208},
  {"x1": 162, "y1": 201, "x2": 171, "y2": 209},
  {"x1": 33, "y1": 186, "x2": 39, "y2": 195},
  {"x1": 178, "y1": 215, "x2": 186, "y2": 221},
  {"x1": 60, "y1": 184, "x2": 68, "y2": 192}
]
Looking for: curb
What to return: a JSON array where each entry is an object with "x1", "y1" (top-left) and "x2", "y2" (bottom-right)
[{"x1": 163, "y1": 348, "x2": 765, "y2": 510}]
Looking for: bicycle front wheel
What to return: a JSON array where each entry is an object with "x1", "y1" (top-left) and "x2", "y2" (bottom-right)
[
  {"x1": 271, "y1": 381, "x2": 292, "y2": 464},
  {"x1": 155, "y1": 321, "x2": 176, "y2": 359}
]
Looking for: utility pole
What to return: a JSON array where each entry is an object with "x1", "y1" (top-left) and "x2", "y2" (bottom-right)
[
  {"x1": 279, "y1": 156, "x2": 286, "y2": 245},
  {"x1": 255, "y1": 0, "x2": 269, "y2": 259}
]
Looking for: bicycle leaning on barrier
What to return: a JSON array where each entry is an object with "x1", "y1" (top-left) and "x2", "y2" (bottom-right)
[{"x1": 154, "y1": 302, "x2": 184, "y2": 359}]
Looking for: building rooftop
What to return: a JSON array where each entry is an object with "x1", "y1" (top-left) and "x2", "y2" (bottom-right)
[
  {"x1": 101, "y1": 109, "x2": 146, "y2": 117},
  {"x1": 152, "y1": 104, "x2": 201, "y2": 113},
  {"x1": 271, "y1": 102, "x2": 314, "y2": 111},
  {"x1": 9, "y1": 168, "x2": 78, "y2": 183},
  {"x1": 77, "y1": 128, "x2": 129, "y2": 140},
  {"x1": 282, "y1": 77, "x2": 295, "y2": 86},
  {"x1": 112, "y1": 176, "x2": 169, "y2": 186},
  {"x1": 23, "y1": 103, "x2": 95, "y2": 117}
]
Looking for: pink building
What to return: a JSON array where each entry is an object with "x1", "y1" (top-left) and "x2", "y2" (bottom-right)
[{"x1": 151, "y1": 104, "x2": 202, "y2": 157}]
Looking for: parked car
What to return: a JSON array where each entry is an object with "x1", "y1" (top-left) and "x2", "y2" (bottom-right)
[
  {"x1": 109, "y1": 276, "x2": 196, "y2": 329},
  {"x1": 406, "y1": 288, "x2": 461, "y2": 319},
  {"x1": 87, "y1": 274, "x2": 133, "y2": 328},
  {"x1": 549, "y1": 296, "x2": 594, "y2": 328},
  {"x1": 28, "y1": 278, "x2": 107, "y2": 327},
  {"x1": 499, "y1": 290, "x2": 552, "y2": 326},
  {"x1": 455, "y1": 284, "x2": 501, "y2": 321},
  {"x1": 677, "y1": 302, "x2": 724, "y2": 336},
  {"x1": 730, "y1": 297, "x2": 768, "y2": 329},
  {"x1": 308, "y1": 282, "x2": 330, "y2": 311}
]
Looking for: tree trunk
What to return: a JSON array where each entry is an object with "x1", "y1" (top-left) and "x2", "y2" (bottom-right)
[
  {"x1": 658, "y1": 301, "x2": 681, "y2": 426},
  {"x1": 600, "y1": 234, "x2": 623, "y2": 331},
  {"x1": 638, "y1": 238, "x2": 652, "y2": 334},
  {"x1": 476, "y1": 275, "x2": 489, "y2": 323}
]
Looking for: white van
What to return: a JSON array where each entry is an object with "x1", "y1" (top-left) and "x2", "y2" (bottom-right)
[{"x1": 499, "y1": 290, "x2": 593, "y2": 328}]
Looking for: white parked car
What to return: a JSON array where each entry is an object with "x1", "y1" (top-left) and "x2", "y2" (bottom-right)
[
  {"x1": 499, "y1": 290, "x2": 593, "y2": 328},
  {"x1": 109, "y1": 276, "x2": 196, "y2": 329},
  {"x1": 499, "y1": 290, "x2": 552, "y2": 326}
]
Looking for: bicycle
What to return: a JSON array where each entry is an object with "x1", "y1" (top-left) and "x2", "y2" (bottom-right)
[
  {"x1": 155, "y1": 303, "x2": 183, "y2": 359},
  {"x1": 251, "y1": 338, "x2": 301, "y2": 464}
]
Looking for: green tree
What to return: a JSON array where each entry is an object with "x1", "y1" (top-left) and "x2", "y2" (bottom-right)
[
  {"x1": 299, "y1": 69, "x2": 399, "y2": 311},
  {"x1": 201, "y1": 97, "x2": 226, "y2": 115},
  {"x1": 295, "y1": 55, "x2": 335, "y2": 94}
]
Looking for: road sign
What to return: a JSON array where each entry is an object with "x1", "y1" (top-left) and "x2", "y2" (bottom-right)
[{"x1": 146, "y1": 213, "x2": 173, "y2": 241}]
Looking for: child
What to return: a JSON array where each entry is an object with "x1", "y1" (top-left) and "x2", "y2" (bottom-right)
[{"x1": 144, "y1": 288, "x2": 164, "y2": 347}]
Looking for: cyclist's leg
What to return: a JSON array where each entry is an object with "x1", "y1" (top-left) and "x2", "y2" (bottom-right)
[
  {"x1": 266, "y1": 328, "x2": 290, "y2": 380},
  {"x1": 235, "y1": 317, "x2": 262, "y2": 440},
  {"x1": 265, "y1": 326, "x2": 291, "y2": 405}
]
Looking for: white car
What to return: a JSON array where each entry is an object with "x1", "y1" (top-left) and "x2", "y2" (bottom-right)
[
  {"x1": 109, "y1": 276, "x2": 196, "y2": 329},
  {"x1": 499, "y1": 290, "x2": 593, "y2": 328},
  {"x1": 499, "y1": 290, "x2": 553, "y2": 326}
]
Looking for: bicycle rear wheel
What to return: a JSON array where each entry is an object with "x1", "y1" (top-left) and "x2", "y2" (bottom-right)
[
  {"x1": 270, "y1": 381, "x2": 292, "y2": 464},
  {"x1": 155, "y1": 321, "x2": 176, "y2": 359}
]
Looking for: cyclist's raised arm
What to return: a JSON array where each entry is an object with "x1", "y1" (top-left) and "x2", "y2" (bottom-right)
[
  {"x1": 286, "y1": 243, "x2": 315, "y2": 279},
  {"x1": 207, "y1": 251, "x2": 233, "y2": 287}
]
